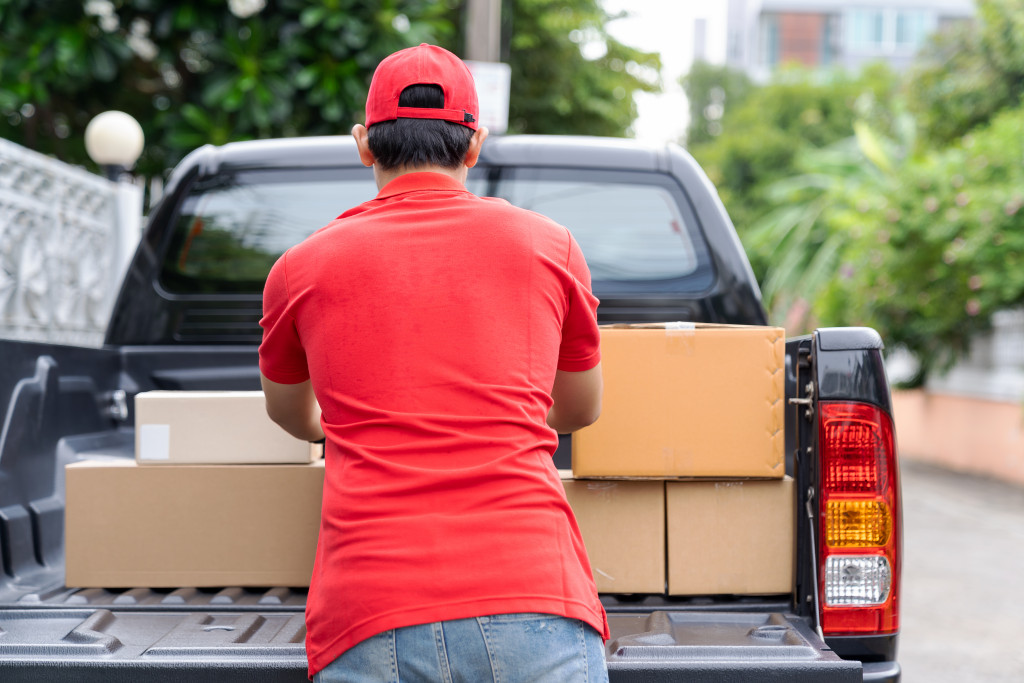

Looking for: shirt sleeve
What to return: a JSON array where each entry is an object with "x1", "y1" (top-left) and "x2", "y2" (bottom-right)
[
  {"x1": 259, "y1": 251, "x2": 311, "y2": 384},
  {"x1": 557, "y1": 234, "x2": 601, "y2": 372}
]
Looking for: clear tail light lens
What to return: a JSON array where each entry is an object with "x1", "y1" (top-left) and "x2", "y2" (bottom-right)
[{"x1": 824, "y1": 555, "x2": 892, "y2": 605}]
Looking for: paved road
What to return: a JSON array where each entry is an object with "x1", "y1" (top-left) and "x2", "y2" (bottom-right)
[{"x1": 898, "y1": 459, "x2": 1024, "y2": 682}]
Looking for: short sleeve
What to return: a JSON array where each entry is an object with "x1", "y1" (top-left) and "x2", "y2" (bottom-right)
[
  {"x1": 557, "y1": 235, "x2": 601, "y2": 372},
  {"x1": 259, "y1": 252, "x2": 311, "y2": 384}
]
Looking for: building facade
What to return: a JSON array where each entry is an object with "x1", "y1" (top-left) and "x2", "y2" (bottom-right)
[{"x1": 725, "y1": 0, "x2": 975, "y2": 80}]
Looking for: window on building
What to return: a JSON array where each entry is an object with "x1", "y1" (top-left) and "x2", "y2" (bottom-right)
[
  {"x1": 849, "y1": 9, "x2": 885, "y2": 49},
  {"x1": 761, "y1": 13, "x2": 780, "y2": 67},
  {"x1": 846, "y1": 8, "x2": 936, "y2": 54},
  {"x1": 822, "y1": 14, "x2": 842, "y2": 65},
  {"x1": 895, "y1": 10, "x2": 929, "y2": 46}
]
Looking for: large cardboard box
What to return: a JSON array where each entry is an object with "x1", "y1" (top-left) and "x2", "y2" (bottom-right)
[
  {"x1": 667, "y1": 476, "x2": 794, "y2": 595},
  {"x1": 561, "y1": 473, "x2": 665, "y2": 594},
  {"x1": 572, "y1": 323, "x2": 785, "y2": 479},
  {"x1": 65, "y1": 459, "x2": 324, "y2": 587},
  {"x1": 134, "y1": 391, "x2": 318, "y2": 465}
]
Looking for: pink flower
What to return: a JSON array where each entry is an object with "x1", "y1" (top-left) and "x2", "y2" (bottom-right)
[{"x1": 966, "y1": 299, "x2": 981, "y2": 316}]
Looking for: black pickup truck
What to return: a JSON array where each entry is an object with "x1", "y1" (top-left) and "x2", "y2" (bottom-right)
[{"x1": 0, "y1": 135, "x2": 901, "y2": 681}]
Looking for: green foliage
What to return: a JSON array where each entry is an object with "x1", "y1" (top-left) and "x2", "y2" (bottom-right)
[
  {"x1": 749, "y1": 102, "x2": 1024, "y2": 384},
  {"x1": 907, "y1": 0, "x2": 1024, "y2": 147},
  {"x1": 815, "y1": 109, "x2": 1024, "y2": 384},
  {"x1": 685, "y1": 64, "x2": 898, "y2": 280},
  {"x1": 681, "y1": 60, "x2": 752, "y2": 147},
  {"x1": 0, "y1": 0, "x2": 656, "y2": 177},
  {"x1": 0, "y1": 0, "x2": 456, "y2": 176},
  {"x1": 905, "y1": 17, "x2": 1016, "y2": 145},
  {"x1": 506, "y1": 0, "x2": 660, "y2": 136},
  {"x1": 977, "y1": 0, "x2": 1024, "y2": 74},
  {"x1": 678, "y1": 3, "x2": 1024, "y2": 384},
  {"x1": 746, "y1": 130, "x2": 895, "y2": 329}
]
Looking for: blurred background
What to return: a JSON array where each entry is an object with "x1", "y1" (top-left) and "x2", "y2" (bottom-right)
[{"x1": 2, "y1": 1, "x2": 1023, "y2": 680}]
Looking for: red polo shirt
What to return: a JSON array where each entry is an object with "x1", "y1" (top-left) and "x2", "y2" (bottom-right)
[{"x1": 259, "y1": 172, "x2": 607, "y2": 679}]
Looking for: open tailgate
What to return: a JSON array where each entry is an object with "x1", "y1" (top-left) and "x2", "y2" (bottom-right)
[{"x1": 607, "y1": 611, "x2": 861, "y2": 682}]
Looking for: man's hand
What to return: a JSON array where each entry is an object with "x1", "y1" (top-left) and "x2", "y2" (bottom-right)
[
  {"x1": 547, "y1": 363, "x2": 602, "y2": 434},
  {"x1": 260, "y1": 374, "x2": 325, "y2": 442}
]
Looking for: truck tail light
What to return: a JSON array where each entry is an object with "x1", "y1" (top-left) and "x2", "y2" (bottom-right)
[{"x1": 818, "y1": 402, "x2": 901, "y2": 635}]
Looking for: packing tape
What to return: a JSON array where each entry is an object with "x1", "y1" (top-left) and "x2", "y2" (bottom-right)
[{"x1": 664, "y1": 321, "x2": 696, "y2": 355}]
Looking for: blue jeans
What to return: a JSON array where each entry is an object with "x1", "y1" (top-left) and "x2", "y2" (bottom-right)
[{"x1": 313, "y1": 613, "x2": 608, "y2": 683}]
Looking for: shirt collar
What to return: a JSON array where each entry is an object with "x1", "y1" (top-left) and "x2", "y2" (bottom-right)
[{"x1": 375, "y1": 171, "x2": 469, "y2": 200}]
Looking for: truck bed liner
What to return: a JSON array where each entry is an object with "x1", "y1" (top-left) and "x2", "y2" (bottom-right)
[{"x1": 0, "y1": 607, "x2": 859, "y2": 683}]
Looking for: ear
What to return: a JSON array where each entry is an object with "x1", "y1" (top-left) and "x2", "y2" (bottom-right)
[
  {"x1": 464, "y1": 126, "x2": 489, "y2": 169},
  {"x1": 351, "y1": 124, "x2": 375, "y2": 168}
]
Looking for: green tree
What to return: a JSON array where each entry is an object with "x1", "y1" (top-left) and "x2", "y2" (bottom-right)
[
  {"x1": 907, "y1": 0, "x2": 1024, "y2": 146},
  {"x1": 747, "y1": 115, "x2": 912, "y2": 330},
  {"x1": 906, "y1": 18, "x2": 1013, "y2": 145},
  {"x1": 505, "y1": 0, "x2": 660, "y2": 136},
  {"x1": 0, "y1": 0, "x2": 657, "y2": 178},
  {"x1": 0, "y1": 0, "x2": 456, "y2": 176},
  {"x1": 685, "y1": 64, "x2": 898, "y2": 281},
  {"x1": 681, "y1": 60, "x2": 752, "y2": 147},
  {"x1": 816, "y1": 108, "x2": 1024, "y2": 384},
  {"x1": 750, "y1": 103, "x2": 1024, "y2": 384}
]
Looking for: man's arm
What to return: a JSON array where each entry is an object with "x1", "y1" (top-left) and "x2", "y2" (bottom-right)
[
  {"x1": 547, "y1": 363, "x2": 602, "y2": 434},
  {"x1": 260, "y1": 374, "x2": 325, "y2": 442}
]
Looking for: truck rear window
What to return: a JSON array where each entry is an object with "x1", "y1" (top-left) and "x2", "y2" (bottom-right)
[
  {"x1": 486, "y1": 168, "x2": 713, "y2": 294},
  {"x1": 160, "y1": 166, "x2": 713, "y2": 295}
]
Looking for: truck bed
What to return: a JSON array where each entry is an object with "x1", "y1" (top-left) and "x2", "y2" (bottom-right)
[{"x1": 0, "y1": 136, "x2": 901, "y2": 681}]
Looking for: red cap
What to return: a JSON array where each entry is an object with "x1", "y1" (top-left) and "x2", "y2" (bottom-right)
[{"x1": 365, "y1": 43, "x2": 479, "y2": 130}]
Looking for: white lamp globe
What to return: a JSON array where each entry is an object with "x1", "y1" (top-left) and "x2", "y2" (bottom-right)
[{"x1": 85, "y1": 111, "x2": 145, "y2": 168}]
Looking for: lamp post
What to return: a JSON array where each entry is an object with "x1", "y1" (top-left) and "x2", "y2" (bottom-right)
[
  {"x1": 84, "y1": 110, "x2": 146, "y2": 284},
  {"x1": 84, "y1": 111, "x2": 145, "y2": 181}
]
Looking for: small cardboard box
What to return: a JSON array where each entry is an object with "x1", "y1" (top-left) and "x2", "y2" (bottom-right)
[
  {"x1": 667, "y1": 476, "x2": 794, "y2": 595},
  {"x1": 572, "y1": 323, "x2": 785, "y2": 479},
  {"x1": 561, "y1": 473, "x2": 665, "y2": 594},
  {"x1": 65, "y1": 459, "x2": 324, "y2": 587},
  {"x1": 134, "y1": 391, "x2": 318, "y2": 465}
]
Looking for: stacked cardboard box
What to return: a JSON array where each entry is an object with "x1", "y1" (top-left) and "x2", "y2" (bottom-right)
[
  {"x1": 133, "y1": 391, "x2": 320, "y2": 465},
  {"x1": 567, "y1": 323, "x2": 795, "y2": 596},
  {"x1": 560, "y1": 474, "x2": 665, "y2": 594},
  {"x1": 65, "y1": 391, "x2": 323, "y2": 588},
  {"x1": 67, "y1": 325, "x2": 795, "y2": 595}
]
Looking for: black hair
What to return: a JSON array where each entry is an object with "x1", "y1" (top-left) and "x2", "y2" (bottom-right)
[{"x1": 367, "y1": 84, "x2": 475, "y2": 171}]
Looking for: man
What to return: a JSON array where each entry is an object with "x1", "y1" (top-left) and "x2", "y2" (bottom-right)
[{"x1": 259, "y1": 43, "x2": 608, "y2": 682}]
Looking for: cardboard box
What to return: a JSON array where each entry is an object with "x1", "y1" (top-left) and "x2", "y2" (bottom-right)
[
  {"x1": 65, "y1": 459, "x2": 324, "y2": 587},
  {"x1": 572, "y1": 323, "x2": 785, "y2": 479},
  {"x1": 134, "y1": 391, "x2": 318, "y2": 465},
  {"x1": 667, "y1": 476, "x2": 794, "y2": 595},
  {"x1": 561, "y1": 473, "x2": 665, "y2": 594}
]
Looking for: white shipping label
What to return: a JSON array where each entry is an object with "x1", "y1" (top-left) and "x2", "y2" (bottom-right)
[{"x1": 139, "y1": 424, "x2": 171, "y2": 460}]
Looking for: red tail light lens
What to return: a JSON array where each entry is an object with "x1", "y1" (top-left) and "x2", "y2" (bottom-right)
[{"x1": 818, "y1": 401, "x2": 901, "y2": 635}]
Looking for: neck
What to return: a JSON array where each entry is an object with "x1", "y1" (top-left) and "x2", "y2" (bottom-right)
[{"x1": 374, "y1": 164, "x2": 467, "y2": 191}]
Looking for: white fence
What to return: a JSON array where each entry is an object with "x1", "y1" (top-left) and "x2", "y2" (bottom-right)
[
  {"x1": 0, "y1": 137, "x2": 142, "y2": 346},
  {"x1": 923, "y1": 309, "x2": 1024, "y2": 402}
]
